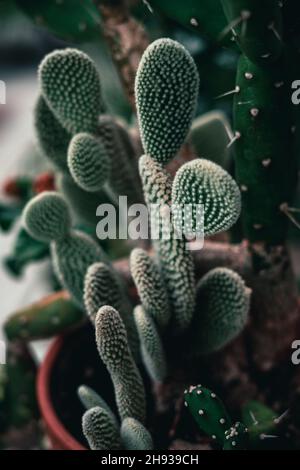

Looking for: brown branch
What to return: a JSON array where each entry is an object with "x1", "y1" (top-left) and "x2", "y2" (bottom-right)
[{"x1": 93, "y1": 0, "x2": 149, "y2": 111}]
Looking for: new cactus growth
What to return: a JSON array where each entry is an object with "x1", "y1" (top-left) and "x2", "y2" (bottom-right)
[
  {"x1": 95, "y1": 306, "x2": 146, "y2": 423},
  {"x1": 121, "y1": 418, "x2": 153, "y2": 451},
  {"x1": 82, "y1": 406, "x2": 121, "y2": 450},
  {"x1": 185, "y1": 386, "x2": 282, "y2": 450},
  {"x1": 78, "y1": 385, "x2": 118, "y2": 426}
]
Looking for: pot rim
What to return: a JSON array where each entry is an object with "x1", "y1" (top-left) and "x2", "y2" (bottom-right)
[{"x1": 37, "y1": 334, "x2": 86, "y2": 450}]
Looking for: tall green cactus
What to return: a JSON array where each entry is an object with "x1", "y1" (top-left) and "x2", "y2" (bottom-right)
[{"x1": 221, "y1": 0, "x2": 297, "y2": 245}]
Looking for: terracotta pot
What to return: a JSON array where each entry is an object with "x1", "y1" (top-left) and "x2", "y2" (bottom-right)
[{"x1": 37, "y1": 334, "x2": 86, "y2": 450}]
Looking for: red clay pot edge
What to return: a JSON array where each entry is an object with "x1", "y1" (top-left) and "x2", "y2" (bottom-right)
[{"x1": 37, "y1": 335, "x2": 86, "y2": 450}]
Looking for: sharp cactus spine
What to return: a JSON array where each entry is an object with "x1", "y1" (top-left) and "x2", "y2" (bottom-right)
[
  {"x1": 221, "y1": 0, "x2": 283, "y2": 65},
  {"x1": 68, "y1": 133, "x2": 110, "y2": 193}
]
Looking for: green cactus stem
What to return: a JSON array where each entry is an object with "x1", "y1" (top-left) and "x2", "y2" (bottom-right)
[
  {"x1": 139, "y1": 155, "x2": 195, "y2": 332},
  {"x1": 223, "y1": 422, "x2": 249, "y2": 450},
  {"x1": 95, "y1": 306, "x2": 146, "y2": 423},
  {"x1": 77, "y1": 385, "x2": 118, "y2": 426},
  {"x1": 34, "y1": 95, "x2": 71, "y2": 173},
  {"x1": 4, "y1": 292, "x2": 84, "y2": 342},
  {"x1": 22, "y1": 192, "x2": 107, "y2": 307},
  {"x1": 130, "y1": 248, "x2": 171, "y2": 329},
  {"x1": 191, "y1": 268, "x2": 250, "y2": 354},
  {"x1": 121, "y1": 417, "x2": 153, "y2": 450},
  {"x1": 172, "y1": 159, "x2": 241, "y2": 237},
  {"x1": 5, "y1": 342, "x2": 38, "y2": 429},
  {"x1": 221, "y1": 0, "x2": 283, "y2": 65},
  {"x1": 184, "y1": 385, "x2": 232, "y2": 445},
  {"x1": 242, "y1": 400, "x2": 278, "y2": 444},
  {"x1": 82, "y1": 406, "x2": 121, "y2": 450},
  {"x1": 68, "y1": 132, "x2": 110, "y2": 193},
  {"x1": 135, "y1": 38, "x2": 199, "y2": 165},
  {"x1": 233, "y1": 54, "x2": 296, "y2": 245},
  {"x1": 84, "y1": 262, "x2": 139, "y2": 359},
  {"x1": 134, "y1": 305, "x2": 167, "y2": 383}
]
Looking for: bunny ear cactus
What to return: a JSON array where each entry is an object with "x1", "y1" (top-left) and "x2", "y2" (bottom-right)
[
  {"x1": 22, "y1": 192, "x2": 106, "y2": 307},
  {"x1": 191, "y1": 268, "x2": 250, "y2": 355},
  {"x1": 68, "y1": 133, "x2": 111, "y2": 193},
  {"x1": 77, "y1": 385, "x2": 118, "y2": 426},
  {"x1": 135, "y1": 38, "x2": 199, "y2": 165},
  {"x1": 84, "y1": 262, "x2": 139, "y2": 359},
  {"x1": 34, "y1": 96, "x2": 71, "y2": 173},
  {"x1": 82, "y1": 406, "x2": 121, "y2": 451},
  {"x1": 39, "y1": 48, "x2": 104, "y2": 135},
  {"x1": 95, "y1": 306, "x2": 146, "y2": 423},
  {"x1": 130, "y1": 248, "x2": 171, "y2": 330},
  {"x1": 139, "y1": 155, "x2": 195, "y2": 333},
  {"x1": 121, "y1": 418, "x2": 154, "y2": 450},
  {"x1": 133, "y1": 305, "x2": 167, "y2": 383},
  {"x1": 172, "y1": 159, "x2": 241, "y2": 237}
]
